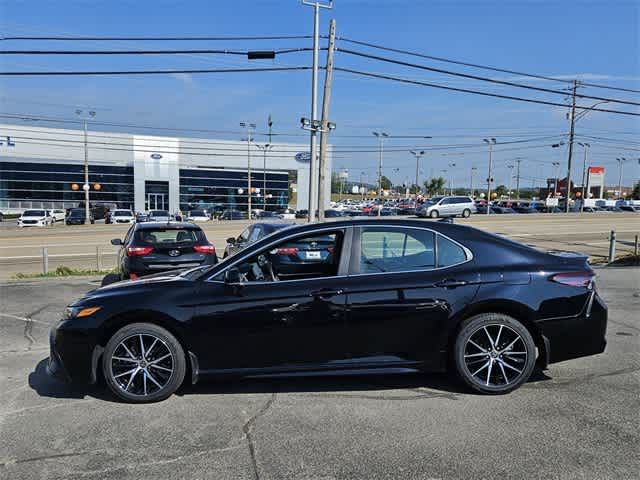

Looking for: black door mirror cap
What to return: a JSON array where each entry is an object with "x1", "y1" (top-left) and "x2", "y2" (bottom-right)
[
  {"x1": 226, "y1": 237, "x2": 236, "y2": 244},
  {"x1": 110, "y1": 238, "x2": 123, "y2": 246},
  {"x1": 224, "y1": 267, "x2": 242, "y2": 284}
]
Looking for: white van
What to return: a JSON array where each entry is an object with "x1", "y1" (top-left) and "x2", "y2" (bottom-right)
[{"x1": 417, "y1": 196, "x2": 476, "y2": 218}]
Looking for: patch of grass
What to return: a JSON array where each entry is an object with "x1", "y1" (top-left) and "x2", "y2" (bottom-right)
[
  {"x1": 13, "y1": 265, "x2": 116, "y2": 279},
  {"x1": 609, "y1": 254, "x2": 640, "y2": 266}
]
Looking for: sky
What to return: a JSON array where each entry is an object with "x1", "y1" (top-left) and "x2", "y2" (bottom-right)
[{"x1": 1, "y1": 0, "x2": 639, "y2": 189}]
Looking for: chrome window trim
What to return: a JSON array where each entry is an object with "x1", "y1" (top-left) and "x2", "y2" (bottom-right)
[{"x1": 206, "y1": 222, "x2": 473, "y2": 285}]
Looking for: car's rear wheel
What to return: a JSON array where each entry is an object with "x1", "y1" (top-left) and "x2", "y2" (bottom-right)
[
  {"x1": 453, "y1": 313, "x2": 536, "y2": 394},
  {"x1": 462, "y1": 208, "x2": 471, "y2": 218},
  {"x1": 429, "y1": 210, "x2": 439, "y2": 218},
  {"x1": 103, "y1": 323, "x2": 186, "y2": 403}
]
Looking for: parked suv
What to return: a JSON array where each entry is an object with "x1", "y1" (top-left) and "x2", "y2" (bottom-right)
[
  {"x1": 417, "y1": 196, "x2": 475, "y2": 218},
  {"x1": 107, "y1": 222, "x2": 218, "y2": 283}
]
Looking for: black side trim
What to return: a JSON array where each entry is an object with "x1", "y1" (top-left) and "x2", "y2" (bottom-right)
[
  {"x1": 90, "y1": 345, "x2": 104, "y2": 384},
  {"x1": 188, "y1": 351, "x2": 200, "y2": 385}
]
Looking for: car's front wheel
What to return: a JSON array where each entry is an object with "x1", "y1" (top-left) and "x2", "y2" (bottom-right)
[
  {"x1": 102, "y1": 323, "x2": 186, "y2": 403},
  {"x1": 453, "y1": 313, "x2": 536, "y2": 394},
  {"x1": 429, "y1": 210, "x2": 439, "y2": 218},
  {"x1": 461, "y1": 208, "x2": 471, "y2": 218}
]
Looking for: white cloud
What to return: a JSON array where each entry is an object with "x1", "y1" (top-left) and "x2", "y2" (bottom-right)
[{"x1": 170, "y1": 73, "x2": 194, "y2": 85}]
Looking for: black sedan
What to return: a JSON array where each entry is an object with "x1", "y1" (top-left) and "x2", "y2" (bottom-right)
[
  {"x1": 106, "y1": 222, "x2": 217, "y2": 283},
  {"x1": 49, "y1": 219, "x2": 607, "y2": 402},
  {"x1": 223, "y1": 222, "x2": 292, "y2": 258},
  {"x1": 65, "y1": 208, "x2": 95, "y2": 225}
]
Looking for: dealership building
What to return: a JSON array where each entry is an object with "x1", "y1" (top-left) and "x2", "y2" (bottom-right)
[{"x1": 0, "y1": 123, "x2": 330, "y2": 214}]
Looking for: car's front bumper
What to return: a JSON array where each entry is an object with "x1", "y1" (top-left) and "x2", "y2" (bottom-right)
[{"x1": 47, "y1": 322, "x2": 97, "y2": 384}]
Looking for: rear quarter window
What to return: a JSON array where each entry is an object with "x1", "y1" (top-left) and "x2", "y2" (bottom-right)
[{"x1": 437, "y1": 235, "x2": 468, "y2": 267}]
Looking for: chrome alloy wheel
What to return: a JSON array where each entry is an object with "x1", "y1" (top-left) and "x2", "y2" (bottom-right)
[
  {"x1": 110, "y1": 334, "x2": 174, "y2": 397},
  {"x1": 463, "y1": 324, "x2": 528, "y2": 387}
]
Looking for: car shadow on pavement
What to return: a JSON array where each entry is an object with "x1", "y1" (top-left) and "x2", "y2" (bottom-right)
[{"x1": 30, "y1": 357, "x2": 552, "y2": 403}]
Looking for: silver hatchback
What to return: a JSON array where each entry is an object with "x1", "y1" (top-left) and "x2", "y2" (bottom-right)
[{"x1": 417, "y1": 196, "x2": 476, "y2": 218}]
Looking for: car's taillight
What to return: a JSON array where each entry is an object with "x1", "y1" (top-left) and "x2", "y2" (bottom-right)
[
  {"x1": 276, "y1": 247, "x2": 299, "y2": 255},
  {"x1": 126, "y1": 246, "x2": 154, "y2": 257},
  {"x1": 550, "y1": 271, "x2": 595, "y2": 287},
  {"x1": 194, "y1": 244, "x2": 216, "y2": 255}
]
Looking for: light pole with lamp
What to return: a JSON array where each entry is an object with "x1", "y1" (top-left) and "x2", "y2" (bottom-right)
[
  {"x1": 240, "y1": 122, "x2": 256, "y2": 219},
  {"x1": 75, "y1": 109, "x2": 96, "y2": 224},
  {"x1": 483, "y1": 138, "x2": 497, "y2": 215},
  {"x1": 551, "y1": 142, "x2": 565, "y2": 199},
  {"x1": 507, "y1": 164, "x2": 515, "y2": 200},
  {"x1": 255, "y1": 143, "x2": 273, "y2": 210},
  {"x1": 448, "y1": 163, "x2": 456, "y2": 195},
  {"x1": 373, "y1": 131, "x2": 389, "y2": 216},
  {"x1": 410, "y1": 150, "x2": 425, "y2": 200},
  {"x1": 470, "y1": 166, "x2": 477, "y2": 198},
  {"x1": 616, "y1": 157, "x2": 627, "y2": 200},
  {"x1": 576, "y1": 142, "x2": 590, "y2": 212}
]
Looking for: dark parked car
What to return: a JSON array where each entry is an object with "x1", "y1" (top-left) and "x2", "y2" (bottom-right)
[
  {"x1": 65, "y1": 208, "x2": 95, "y2": 225},
  {"x1": 220, "y1": 210, "x2": 247, "y2": 220},
  {"x1": 223, "y1": 222, "x2": 291, "y2": 258},
  {"x1": 619, "y1": 205, "x2": 640, "y2": 212},
  {"x1": 49, "y1": 219, "x2": 607, "y2": 403},
  {"x1": 324, "y1": 209, "x2": 344, "y2": 218},
  {"x1": 295, "y1": 209, "x2": 309, "y2": 219},
  {"x1": 106, "y1": 222, "x2": 217, "y2": 282},
  {"x1": 251, "y1": 210, "x2": 280, "y2": 220},
  {"x1": 147, "y1": 210, "x2": 172, "y2": 222}
]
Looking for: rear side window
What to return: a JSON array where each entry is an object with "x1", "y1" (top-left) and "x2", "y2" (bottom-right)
[
  {"x1": 437, "y1": 235, "x2": 467, "y2": 267},
  {"x1": 135, "y1": 229, "x2": 203, "y2": 245},
  {"x1": 360, "y1": 227, "x2": 435, "y2": 273}
]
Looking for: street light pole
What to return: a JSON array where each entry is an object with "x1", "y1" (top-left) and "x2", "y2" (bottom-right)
[
  {"x1": 302, "y1": 0, "x2": 333, "y2": 223},
  {"x1": 470, "y1": 166, "x2": 477, "y2": 198},
  {"x1": 616, "y1": 157, "x2": 627, "y2": 200},
  {"x1": 577, "y1": 142, "x2": 590, "y2": 212},
  {"x1": 483, "y1": 138, "x2": 497, "y2": 215},
  {"x1": 552, "y1": 162, "x2": 561, "y2": 196},
  {"x1": 75, "y1": 109, "x2": 96, "y2": 225},
  {"x1": 410, "y1": 150, "x2": 425, "y2": 199},
  {"x1": 255, "y1": 143, "x2": 273, "y2": 210},
  {"x1": 448, "y1": 163, "x2": 456, "y2": 195},
  {"x1": 240, "y1": 122, "x2": 256, "y2": 219},
  {"x1": 373, "y1": 131, "x2": 388, "y2": 216},
  {"x1": 507, "y1": 164, "x2": 514, "y2": 200}
]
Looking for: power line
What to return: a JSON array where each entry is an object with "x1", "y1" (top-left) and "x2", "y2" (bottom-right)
[
  {"x1": 1, "y1": 35, "x2": 313, "y2": 41},
  {"x1": 0, "y1": 66, "x2": 311, "y2": 76},
  {"x1": 337, "y1": 49, "x2": 640, "y2": 107},
  {"x1": 0, "y1": 47, "x2": 315, "y2": 56},
  {"x1": 337, "y1": 36, "x2": 640, "y2": 95},
  {"x1": 333, "y1": 67, "x2": 640, "y2": 117}
]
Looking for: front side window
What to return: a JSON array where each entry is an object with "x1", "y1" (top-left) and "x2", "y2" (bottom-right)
[
  {"x1": 230, "y1": 230, "x2": 343, "y2": 282},
  {"x1": 360, "y1": 227, "x2": 435, "y2": 273}
]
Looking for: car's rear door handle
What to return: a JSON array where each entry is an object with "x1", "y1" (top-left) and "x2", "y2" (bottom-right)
[
  {"x1": 310, "y1": 289, "x2": 344, "y2": 299},
  {"x1": 435, "y1": 279, "x2": 468, "y2": 288}
]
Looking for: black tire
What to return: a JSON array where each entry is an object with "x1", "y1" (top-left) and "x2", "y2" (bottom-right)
[
  {"x1": 429, "y1": 210, "x2": 439, "y2": 219},
  {"x1": 461, "y1": 208, "x2": 471, "y2": 218},
  {"x1": 453, "y1": 313, "x2": 536, "y2": 394},
  {"x1": 101, "y1": 273, "x2": 122, "y2": 286},
  {"x1": 102, "y1": 322, "x2": 186, "y2": 403}
]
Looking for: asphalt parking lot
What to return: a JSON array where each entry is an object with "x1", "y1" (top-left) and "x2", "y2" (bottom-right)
[{"x1": 0, "y1": 267, "x2": 638, "y2": 479}]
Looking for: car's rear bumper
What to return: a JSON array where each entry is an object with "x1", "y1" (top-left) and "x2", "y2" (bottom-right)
[{"x1": 538, "y1": 292, "x2": 607, "y2": 364}]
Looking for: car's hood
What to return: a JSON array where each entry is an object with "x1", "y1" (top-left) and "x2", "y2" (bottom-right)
[{"x1": 20, "y1": 216, "x2": 46, "y2": 220}]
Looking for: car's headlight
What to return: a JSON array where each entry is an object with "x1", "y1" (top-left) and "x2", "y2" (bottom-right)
[{"x1": 63, "y1": 306, "x2": 102, "y2": 320}]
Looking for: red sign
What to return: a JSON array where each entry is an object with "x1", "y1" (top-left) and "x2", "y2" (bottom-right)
[{"x1": 589, "y1": 166, "x2": 604, "y2": 174}]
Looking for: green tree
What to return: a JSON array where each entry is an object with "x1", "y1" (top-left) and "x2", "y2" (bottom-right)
[
  {"x1": 632, "y1": 181, "x2": 640, "y2": 200},
  {"x1": 423, "y1": 177, "x2": 446, "y2": 196},
  {"x1": 380, "y1": 175, "x2": 392, "y2": 191},
  {"x1": 494, "y1": 184, "x2": 508, "y2": 198}
]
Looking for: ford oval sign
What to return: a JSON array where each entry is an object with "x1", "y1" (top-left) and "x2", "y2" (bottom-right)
[
  {"x1": 150, "y1": 153, "x2": 162, "y2": 160},
  {"x1": 295, "y1": 152, "x2": 311, "y2": 163}
]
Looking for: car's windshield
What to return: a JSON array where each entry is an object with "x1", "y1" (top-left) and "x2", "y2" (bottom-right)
[
  {"x1": 113, "y1": 210, "x2": 131, "y2": 216},
  {"x1": 149, "y1": 210, "x2": 169, "y2": 216},
  {"x1": 190, "y1": 210, "x2": 207, "y2": 216},
  {"x1": 69, "y1": 209, "x2": 85, "y2": 216},
  {"x1": 23, "y1": 210, "x2": 45, "y2": 216}
]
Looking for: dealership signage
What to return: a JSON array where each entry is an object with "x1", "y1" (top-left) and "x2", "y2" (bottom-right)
[
  {"x1": 0, "y1": 136, "x2": 15, "y2": 147},
  {"x1": 295, "y1": 152, "x2": 311, "y2": 163}
]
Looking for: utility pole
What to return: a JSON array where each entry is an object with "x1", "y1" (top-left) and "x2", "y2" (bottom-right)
[
  {"x1": 552, "y1": 161, "x2": 561, "y2": 196},
  {"x1": 317, "y1": 18, "x2": 336, "y2": 222},
  {"x1": 240, "y1": 122, "x2": 256, "y2": 219},
  {"x1": 507, "y1": 164, "x2": 514, "y2": 199},
  {"x1": 373, "y1": 131, "x2": 388, "y2": 216},
  {"x1": 565, "y1": 80, "x2": 579, "y2": 212},
  {"x1": 483, "y1": 138, "x2": 497, "y2": 215},
  {"x1": 470, "y1": 166, "x2": 477, "y2": 198},
  {"x1": 75, "y1": 109, "x2": 96, "y2": 224},
  {"x1": 302, "y1": 0, "x2": 333, "y2": 223},
  {"x1": 515, "y1": 158, "x2": 522, "y2": 200},
  {"x1": 410, "y1": 150, "x2": 425, "y2": 199},
  {"x1": 255, "y1": 143, "x2": 273, "y2": 210}
]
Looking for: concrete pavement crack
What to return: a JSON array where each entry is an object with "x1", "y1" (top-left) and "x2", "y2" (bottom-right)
[{"x1": 242, "y1": 392, "x2": 277, "y2": 480}]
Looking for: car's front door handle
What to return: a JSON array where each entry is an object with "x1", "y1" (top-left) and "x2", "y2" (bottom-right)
[
  {"x1": 310, "y1": 289, "x2": 344, "y2": 299},
  {"x1": 435, "y1": 279, "x2": 468, "y2": 288}
]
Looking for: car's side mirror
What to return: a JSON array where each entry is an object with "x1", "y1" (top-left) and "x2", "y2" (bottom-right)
[
  {"x1": 111, "y1": 238, "x2": 123, "y2": 246},
  {"x1": 226, "y1": 237, "x2": 236, "y2": 245}
]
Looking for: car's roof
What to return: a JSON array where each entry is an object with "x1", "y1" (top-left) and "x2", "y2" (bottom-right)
[{"x1": 135, "y1": 221, "x2": 201, "y2": 230}]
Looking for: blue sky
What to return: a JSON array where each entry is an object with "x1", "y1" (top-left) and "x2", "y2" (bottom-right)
[{"x1": 1, "y1": 0, "x2": 638, "y2": 188}]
